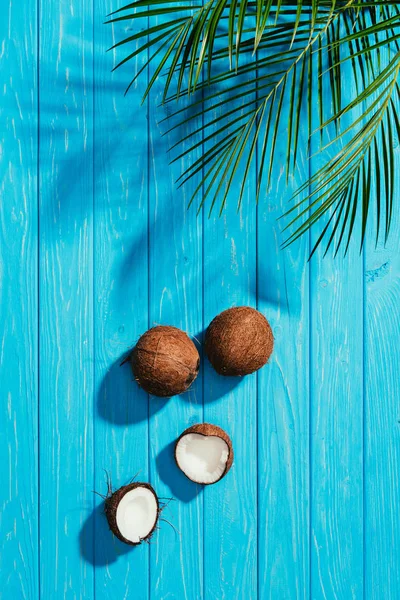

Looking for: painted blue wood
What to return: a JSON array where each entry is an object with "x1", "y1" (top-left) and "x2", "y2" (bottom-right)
[
  {"x1": 364, "y1": 40, "x2": 400, "y2": 597},
  {"x1": 202, "y1": 70, "x2": 258, "y2": 596},
  {"x1": 3, "y1": 4, "x2": 400, "y2": 600},
  {"x1": 203, "y1": 209, "x2": 258, "y2": 600},
  {"x1": 364, "y1": 221, "x2": 400, "y2": 599},
  {"x1": 204, "y1": 227, "x2": 257, "y2": 599},
  {"x1": 92, "y1": 3, "x2": 150, "y2": 598},
  {"x1": 257, "y1": 88, "x2": 310, "y2": 597},
  {"x1": 0, "y1": 2, "x2": 39, "y2": 599},
  {"x1": 38, "y1": 0, "x2": 94, "y2": 597},
  {"x1": 310, "y1": 62, "x2": 364, "y2": 599},
  {"x1": 147, "y1": 12, "x2": 204, "y2": 598}
]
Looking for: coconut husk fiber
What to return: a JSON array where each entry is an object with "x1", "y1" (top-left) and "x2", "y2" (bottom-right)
[
  {"x1": 130, "y1": 325, "x2": 200, "y2": 397},
  {"x1": 205, "y1": 306, "x2": 274, "y2": 376}
]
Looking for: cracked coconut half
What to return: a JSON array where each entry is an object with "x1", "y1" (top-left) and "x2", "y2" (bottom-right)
[
  {"x1": 105, "y1": 482, "x2": 160, "y2": 545},
  {"x1": 175, "y1": 423, "x2": 233, "y2": 485}
]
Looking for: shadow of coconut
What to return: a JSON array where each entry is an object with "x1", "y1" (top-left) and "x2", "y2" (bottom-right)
[
  {"x1": 97, "y1": 354, "x2": 170, "y2": 425},
  {"x1": 98, "y1": 331, "x2": 243, "y2": 428},
  {"x1": 202, "y1": 361, "x2": 244, "y2": 403},
  {"x1": 179, "y1": 328, "x2": 242, "y2": 404},
  {"x1": 79, "y1": 501, "x2": 134, "y2": 567},
  {"x1": 156, "y1": 440, "x2": 203, "y2": 503}
]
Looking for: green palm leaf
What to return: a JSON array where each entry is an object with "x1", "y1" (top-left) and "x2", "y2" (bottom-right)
[{"x1": 107, "y1": 0, "x2": 400, "y2": 255}]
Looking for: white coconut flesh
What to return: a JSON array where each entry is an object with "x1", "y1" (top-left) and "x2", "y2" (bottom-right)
[
  {"x1": 176, "y1": 433, "x2": 229, "y2": 484},
  {"x1": 116, "y1": 486, "x2": 158, "y2": 543}
]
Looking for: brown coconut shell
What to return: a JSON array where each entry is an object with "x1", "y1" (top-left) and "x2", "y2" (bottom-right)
[
  {"x1": 129, "y1": 325, "x2": 200, "y2": 397},
  {"x1": 105, "y1": 482, "x2": 159, "y2": 546},
  {"x1": 205, "y1": 306, "x2": 273, "y2": 376},
  {"x1": 174, "y1": 423, "x2": 234, "y2": 484}
]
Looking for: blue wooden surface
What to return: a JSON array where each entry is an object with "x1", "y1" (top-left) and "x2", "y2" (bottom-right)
[
  {"x1": 1, "y1": 2, "x2": 400, "y2": 599},
  {"x1": 309, "y1": 66, "x2": 364, "y2": 600}
]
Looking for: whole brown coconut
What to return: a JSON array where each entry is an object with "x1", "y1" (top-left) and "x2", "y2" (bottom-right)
[
  {"x1": 129, "y1": 325, "x2": 200, "y2": 397},
  {"x1": 205, "y1": 306, "x2": 273, "y2": 376}
]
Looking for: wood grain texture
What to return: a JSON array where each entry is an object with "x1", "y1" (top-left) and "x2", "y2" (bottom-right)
[
  {"x1": 202, "y1": 46, "x2": 258, "y2": 596},
  {"x1": 93, "y1": 3, "x2": 150, "y2": 598},
  {"x1": 257, "y1": 82, "x2": 310, "y2": 598},
  {"x1": 202, "y1": 219, "x2": 258, "y2": 600},
  {"x1": 3, "y1": 3, "x2": 400, "y2": 599},
  {"x1": 363, "y1": 82, "x2": 400, "y2": 597},
  {"x1": 364, "y1": 228, "x2": 400, "y2": 599},
  {"x1": 310, "y1": 62, "x2": 364, "y2": 600},
  {"x1": 0, "y1": 2, "x2": 39, "y2": 599},
  {"x1": 309, "y1": 247, "x2": 364, "y2": 600},
  {"x1": 147, "y1": 11, "x2": 204, "y2": 600},
  {"x1": 38, "y1": 0, "x2": 94, "y2": 597},
  {"x1": 363, "y1": 36, "x2": 400, "y2": 599}
]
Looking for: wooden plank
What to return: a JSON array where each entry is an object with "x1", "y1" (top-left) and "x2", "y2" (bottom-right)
[
  {"x1": 364, "y1": 226, "x2": 400, "y2": 598},
  {"x1": 147, "y1": 18, "x2": 204, "y2": 600},
  {"x1": 202, "y1": 208, "x2": 257, "y2": 599},
  {"x1": 38, "y1": 0, "x2": 94, "y2": 596},
  {"x1": 309, "y1": 234, "x2": 364, "y2": 599},
  {"x1": 0, "y1": 1, "x2": 39, "y2": 598},
  {"x1": 256, "y1": 89, "x2": 310, "y2": 598},
  {"x1": 363, "y1": 25, "x2": 400, "y2": 597},
  {"x1": 364, "y1": 82, "x2": 400, "y2": 597},
  {"x1": 92, "y1": 1, "x2": 150, "y2": 597},
  {"x1": 309, "y1": 61, "x2": 364, "y2": 598},
  {"x1": 202, "y1": 70, "x2": 258, "y2": 597},
  {"x1": 202, "y1": 221, "x2": 257, "y2": 600}
]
